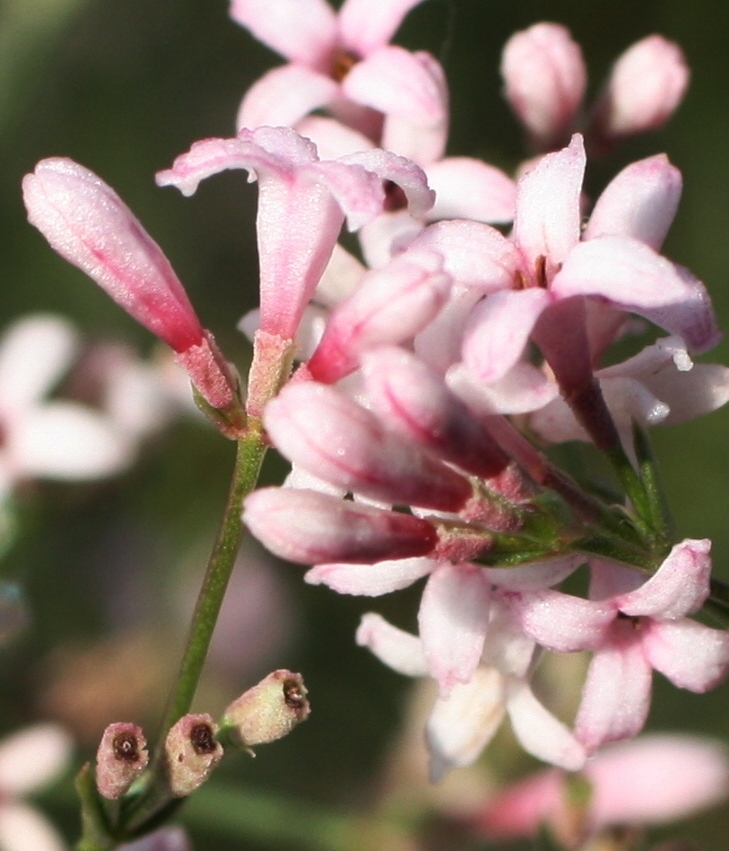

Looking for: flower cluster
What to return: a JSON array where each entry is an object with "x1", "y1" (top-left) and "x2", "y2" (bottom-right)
[{"x1": 19, "y1": 0, "x2": 729, "y2": 844}]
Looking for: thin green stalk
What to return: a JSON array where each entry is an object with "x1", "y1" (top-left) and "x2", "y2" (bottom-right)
[{"x1": 121, "y1": 424, "x2": 267, "y2": 835}]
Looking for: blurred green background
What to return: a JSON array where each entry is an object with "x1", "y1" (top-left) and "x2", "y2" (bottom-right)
[{"x1": 2, "y1": 0, "x2": 729, "y2": 849}]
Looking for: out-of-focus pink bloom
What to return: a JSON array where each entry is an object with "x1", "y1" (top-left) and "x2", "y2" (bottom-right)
[
  {"x1": 501, "y1": 23, "x2": 587, "y2": 151},
  {"x1": 0, "y1": 724, "x2": 72, "y2": 851},
  {"x1": 590, "y1": 35, "x2": 690, "y2": 148},
  {"x1": 500, "y1": 25, "x2": 689, "y2": 157},
  {"x1": 476, "y1": 734, "x2": 729, "y2": 842},
  {"x1": 357, "y1": 605, "x2": 585, "y2": 780},
  {"x1": 230, "y1": 0, "x2": 445, "y2": 149},
  {"x1": 119, "y1": 826, "x2": 193, "y2": 851},
  {"x1": 0, "y1": 315, "x2": 133, "y2": 499},
  {"x1": 23, "y1": 159, "x2": 238, "y2": 415},
  {"x1": 157, "y1": 127, "x2": 433, "y2": 343},
  {"x1": 509, "y1": 539, "x2": 729, "y2": 753}
]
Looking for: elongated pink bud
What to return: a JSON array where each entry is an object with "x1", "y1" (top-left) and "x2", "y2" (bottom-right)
[
  {"x1": 244, "y1": 487, "x2": 438, "y2": 564},
  {"x1": 590, "y1": 35, "x2": 689, "y2": 145},
  {"x1": 265, "y1": 382, "x2": 473, "y2": 511},
  {"x1": 501, "y1": 23, "x2": 586, "y2": 150},
  {"x1": 23, "y1": 158, "x2": 243, "y2": 422},
  {"x1": 306, "y1": 249, "x2": 451, "y2": 383},
  {"x1": 23, "y1": 159, "x2": 203, "y2": 353},
  {"x1": 361, "y1": 347, "x2": 509, "y2": 479}
]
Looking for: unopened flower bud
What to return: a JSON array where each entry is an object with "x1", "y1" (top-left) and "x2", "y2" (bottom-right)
[
  {"x1": 96, "y1": 722, "x2": 149, "y2": 800},
  {"x1": 164, "y1": 713, "x2": 223, "y2": 797},
  {"x1": 221, "y1": 670, "x2": 310, "y2": 751}
]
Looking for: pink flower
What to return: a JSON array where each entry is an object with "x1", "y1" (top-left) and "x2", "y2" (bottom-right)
[
  {"x1": 230, "y1": 0, "x2": 445, "y2": 149},
  {"x1": 508, "y1": 539, "x2": 729, "y2": 753},
  {"x1": 357, "y1": 604, "x2": 586, "y2": 779},
  {"x1": 157, "y1": 126, "x2": 433, "y2": 342},
  {"x1": 476, "y1": 734, "x2": 729, "y2": 842},
  {"x1": 460, "y1": 135, "x2": 718, "y2": 442},
  {"x1": 23, "y1": 159, "x2": 239, "y2": 415}
]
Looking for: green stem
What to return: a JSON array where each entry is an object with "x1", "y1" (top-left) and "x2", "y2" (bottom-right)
[
  {"x1": 160, "y1": 428, "x2": 266, "y2": 731},
  {"x1": 121, "y1": 425, "x2": 267, "y2": 836}
]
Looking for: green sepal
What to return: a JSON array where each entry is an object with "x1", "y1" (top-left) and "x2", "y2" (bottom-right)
[{"x1": 75, "y1": 763, "x2": 114, "y2": 851}]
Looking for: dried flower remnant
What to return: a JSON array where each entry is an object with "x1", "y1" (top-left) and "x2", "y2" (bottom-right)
[
  {"x1": 164, "y1": 714, "x2": 223, "y2": 797},
  {"x1": 221, "y1": 669, "x2": 310, "y2": 751},
  {"x1": 96, "y1": 722, "x2": 149, "y2": 800}
]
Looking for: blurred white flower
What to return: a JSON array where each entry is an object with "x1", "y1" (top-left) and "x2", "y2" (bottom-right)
[{"x1": 0, "y1": 723, "x2": 72, "y2": 851}]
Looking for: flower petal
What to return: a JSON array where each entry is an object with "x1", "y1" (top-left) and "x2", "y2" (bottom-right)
[
  {"x1": 551, "y1": 235, "x2": 720, "y2": 352},
  {"x1": 236, "y1": 65, "x2": 340, "y2": 130},
  {"x1": 616, "y1": 538, "x2": 711, "y2": 619},
  {"x1": 229, "y1": 0, "x2": 338, "y2": 67},
  {"x1": 426, "y1": 157, "x2": 516, "y2": 223},
  {"x1": 575, "y1": 637, "x2": 653, "y2": 753},
  {"x1": 13, "y1": 404, "x2": 132, "y2": 481},
  {"x1": 0, "y1": 724, "x2": 72, "y2": 795},
  {"x1": 584, "y1": 154, "x2": 682, "y2": 251},
  {"x1": 305, "y1": 557, "x2": 434, "y2": 596},
  {"x1": 419, "y1": 563, "x2": 491, "y2": 696},
  {"x1": 426, "y1": 667, "x2": 507, "y2": 781},
  {"x1": 513, "y1": 133, "x2": 584, "y2": 274},
  {"x1": 339, "y1": 0, "x2": 425, "y2": 57},
  {"x1": 356, "y1": 612, "x2": 428, "y2": 676},
  {"x1": 462, "y1": 288, "x2": 552, "y2": 384},
  {"x1": 506, "y1": 680, "x2": 586, "y2": 770},
  {"x1": 643, "y1": 619, "x2": 729, "y2": 692}
]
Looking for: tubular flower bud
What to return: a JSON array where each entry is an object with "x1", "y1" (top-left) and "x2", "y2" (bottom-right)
[
  {"x1": 95, "y1": 722, "x2": 149, "y2": 800},
  {"x1": 22, "y1": 158, "x2": 242, "y2": 420},
  {"x1": 221, "y1": 670, "x2": 310, "y2": 751},
  {"x1": 501, "y1": 23, "x2": 586, "y2": 150},
  {"x1": 590, "y1": 35, "x2": 689, "y2": 144},
  {"x1": 164, "y1": 714, "x2": 223, "y2": 797}
]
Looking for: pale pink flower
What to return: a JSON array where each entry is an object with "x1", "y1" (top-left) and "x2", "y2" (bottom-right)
[
  {"x1": 501, "y1": 23, "x2": 587, "y2": 151},
  {"x1": 22, "y1": 159, "x2": 238, "y2": 415},
  {"x1": 230, "y1": 0, "x2": 446, "y2": 152},
  {"x1": 508, "y1": 539, "x2": 729, "y2": 753},
  {"x1": 0, "y1": 724, "x2": 72, "y2": 851},
  {"x1": 460, "y1": 135, "x2": 718, "y2": 442},
  {"x1": 357, "y1": 605, "x2": 585, "y2": 780},
  {"x1": 0, "y1": 315, "x2": 133, "y2": 498},
  {"x1": 156, "y1": 126, "x2": 433, "y2": 342},
  {"x1": 590, "y1": 35, "x2": 690, "y2": 149},
  {"x1": 476, "y1": 734, "x2": 729, "y2": 842}
]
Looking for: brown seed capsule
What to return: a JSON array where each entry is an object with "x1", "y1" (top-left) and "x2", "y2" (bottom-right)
[
  {"x1": 221, "y1": 670, "x2": 310, "y2": 751},
  {"x1": 164, "y1": 713, "x2": 223, "y2": 797},
  {"x1": 96, "y1": 722, "x2": 149, "y2": 800}
]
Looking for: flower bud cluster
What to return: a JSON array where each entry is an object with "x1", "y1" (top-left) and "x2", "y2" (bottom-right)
[{"x1": 94, "y1": 670, "x2": 309, "y2": 800}]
